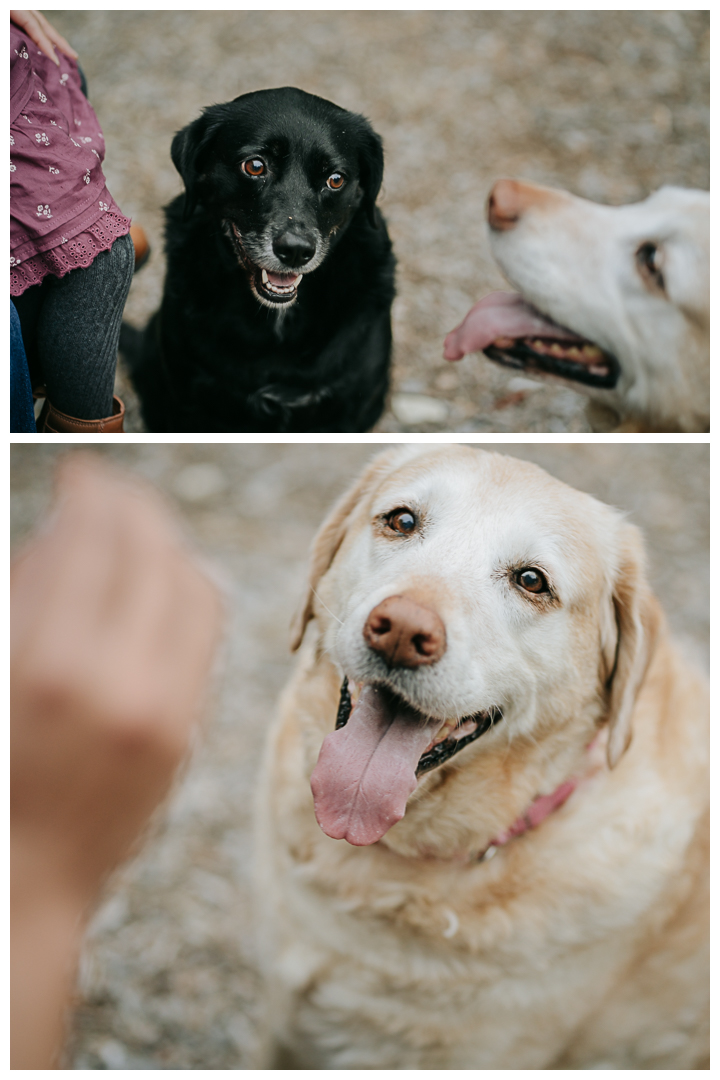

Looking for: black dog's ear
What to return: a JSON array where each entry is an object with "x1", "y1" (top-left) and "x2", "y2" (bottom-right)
[
  {"x1": 356, "y1": 121, "x2": 384, "y2": 229},
  {"x1": 171, "y1": 110, "x2": 223, "y2": 221}
]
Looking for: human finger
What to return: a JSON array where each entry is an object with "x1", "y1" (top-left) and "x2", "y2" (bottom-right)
[
  {"x1": 11, "y1": 456, "x2": 125, "y2": 681},
  {"x1": 11, "y1": 10, "x2": 59, "y2": 64},
  {"x1": 87, "y1": 489, "x2": 224, "y2": 756},
  {"x1": 29, "y1": 10, "x2": 78, "y2": 58}
]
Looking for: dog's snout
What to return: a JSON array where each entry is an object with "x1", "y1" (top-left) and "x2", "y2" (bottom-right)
[
  {"x1": 273, "y1": 231, "x2": 316, "y2": 267},
  {"x1": 487, "y1": 179, "x2": 526, "y2": 232},
  {"x1": 363, "y1": 595, "x2": 446, "y2": 669},
  {"x1": 488, "y1": 179, "x2": 570, "y2": 232}
]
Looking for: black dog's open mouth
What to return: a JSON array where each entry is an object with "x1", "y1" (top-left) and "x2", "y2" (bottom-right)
[
  {"x1": 484, "y1": 337, "x2": 620, "y2": 389},
  {"x1": 251, "y1": 264, "x2": 302, "y2": 306},
  {"x1": 226, "y1": 222, "x2": 303, "y2": 307},
  {"x1": 335, "y1": 677, "x2": 503, "y2": 777}
]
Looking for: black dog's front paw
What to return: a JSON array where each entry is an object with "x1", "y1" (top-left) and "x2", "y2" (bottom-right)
[
  {"x1": 248, "y1": 384, "x2": 332, "y2": 430},
  {"x1": 248, "y1": 386, "x2": 294, "y2": 429}
]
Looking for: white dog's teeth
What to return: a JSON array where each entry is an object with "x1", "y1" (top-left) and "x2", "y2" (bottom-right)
[
  {"x1": 452, "y1": 718, "x2": 478, "y2": 740},
  {"x1": 261, "y1": 269, "x2": 269, "y2": 284},
  {"x1": 296, "y1": 274, "x2": 303, "y2": 284}
]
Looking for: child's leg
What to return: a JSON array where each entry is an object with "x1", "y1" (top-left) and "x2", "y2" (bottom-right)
[{"x1": 20, "y1": 232, "x2": 134, "y2": 420}]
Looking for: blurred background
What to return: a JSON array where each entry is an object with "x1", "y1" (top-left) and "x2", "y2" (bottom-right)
[
  {"x1": 48, "y1": 10, "x2": 709, "y2": 433},
  {"x1": 11, "y1": 442, "x2": 708, "y2": 1068}
]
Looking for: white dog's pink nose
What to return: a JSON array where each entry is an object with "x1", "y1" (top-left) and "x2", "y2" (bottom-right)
[
  {"x1": 488, "y1": 179, "x2": 566, "y2": 232},
  {"x1": 363, "y1": 595, "x2": 446, "y2": 668}
]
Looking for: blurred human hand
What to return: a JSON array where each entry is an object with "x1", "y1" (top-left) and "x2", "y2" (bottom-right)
[
  {"x1": 11, "y1": 453, "x2": 224, "y2": 1067},
  {"x1": 10, "y1": 9, "x2": 78, "y2": 65}
]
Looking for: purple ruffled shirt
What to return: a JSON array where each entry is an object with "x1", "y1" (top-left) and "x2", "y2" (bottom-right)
[{"x1": 10, "y1": 25, "x2": 131, "y2": 296}]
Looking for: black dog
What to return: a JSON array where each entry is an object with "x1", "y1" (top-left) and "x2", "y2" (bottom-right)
[{"x1": 124, "y1": 87, "x2": 395, "y2": 432}]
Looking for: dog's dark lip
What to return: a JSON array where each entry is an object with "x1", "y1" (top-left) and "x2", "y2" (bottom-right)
[
  {"x1": 335, "y1": 676, "x2": 503, "y2": 777},
  {"x1": 226, "y1": 222, "x2": 305, "y2": 307},
  {"x1": 484, "y1": 336, "x2": 620, "y2": 390}
]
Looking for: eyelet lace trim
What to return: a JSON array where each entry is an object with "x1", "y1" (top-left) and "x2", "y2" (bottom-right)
[{"x1": 11, "y1": 209, "x2": 131, "y2": 295}]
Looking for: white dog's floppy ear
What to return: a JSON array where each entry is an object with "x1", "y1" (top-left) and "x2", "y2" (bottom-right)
[
  {"x1": 290, "y1": 449, "x2": 407, "y2": 652},
  {"x1": 604, "y1": 523, "x2": 663, "y2": 768}
]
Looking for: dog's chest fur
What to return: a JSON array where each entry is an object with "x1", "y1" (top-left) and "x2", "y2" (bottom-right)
[{"x1": 257, "y1": 643, "x2": 708, "y2": 1070}]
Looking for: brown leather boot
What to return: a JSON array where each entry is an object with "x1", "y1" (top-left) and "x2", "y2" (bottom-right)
[
  {"x1": 129, "y1": 224, "x2": 151, "y2": 272},
  {"x1": 39, "y1": 396, "x2": 125, "y2": 433}
]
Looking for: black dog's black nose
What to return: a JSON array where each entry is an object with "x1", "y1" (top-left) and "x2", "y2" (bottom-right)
[{"x1": 273, "y1": 231, "x2": 316, "y2": 268}]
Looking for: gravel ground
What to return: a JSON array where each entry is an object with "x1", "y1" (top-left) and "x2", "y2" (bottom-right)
[
  {"x1": 10, "y1": 443, "x2": 708, "y2": 1069},
  {"x1": 47, "y1": 10, "x2": 709, "y2": 433}
]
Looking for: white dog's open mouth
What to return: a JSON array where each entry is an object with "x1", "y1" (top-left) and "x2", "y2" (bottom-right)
[
  {"x1": 444, "y1": 291, "x2": 620, "y2": 389},
  {"x1": 310, "y1": 678, "x2": 502, "y2": 847},
  {"x1": 226, "y1": 222, "x2": 304, "y2": 308}
]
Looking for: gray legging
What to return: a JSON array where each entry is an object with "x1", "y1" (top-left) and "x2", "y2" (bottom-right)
[{"x1": 13, "y1": 231, "x2": 134, "y2": 420}]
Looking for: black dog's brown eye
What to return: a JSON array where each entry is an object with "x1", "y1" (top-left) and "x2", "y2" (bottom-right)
[
  {"x1": 242, "y1": 158, "x2": 266, "y2": 177},
  {"x1": 327, "y1": 173, "x2": 344, "y2": 190},
  {"x1": 514, "y1": 568, "x2": 548, "y2": 594},
  {"x1": 387, "y1": 509, "x2": 416, "y2": 535},
  {"x1": 636, "y1": 242, "x2": 665, "y2": 293}
]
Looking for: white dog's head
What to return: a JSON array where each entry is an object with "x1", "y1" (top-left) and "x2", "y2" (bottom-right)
[
  {"x1": 293, "y1": 446, "x2": 661, "y2": 853},
  {"x1": 444, "y1": 182, "x2": 709, "y2": 432}
]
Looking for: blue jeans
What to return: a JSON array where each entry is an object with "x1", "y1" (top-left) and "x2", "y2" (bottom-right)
[{"x1": 11, "y1": 300, "x2": 36, "y2": 432}]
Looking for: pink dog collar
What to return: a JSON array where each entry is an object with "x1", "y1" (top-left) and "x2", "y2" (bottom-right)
[{"x1": 479, "y1": 729, "x2": 607, "y2": 862}]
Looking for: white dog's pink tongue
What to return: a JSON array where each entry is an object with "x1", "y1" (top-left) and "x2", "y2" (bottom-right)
[
  {"x1": 443, "y1": 290, "x2": 584, "y2": 360},
  {"x1": 311, "y1": 685, "x2": 445, "y2": 847}
]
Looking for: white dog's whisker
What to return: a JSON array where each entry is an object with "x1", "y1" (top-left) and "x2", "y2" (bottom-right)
[{"x1": 311, "y1": 586, "x2": 345, "y2": 628}]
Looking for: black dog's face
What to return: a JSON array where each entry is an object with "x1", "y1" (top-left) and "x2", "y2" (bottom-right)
[{"x1": 172, "y1": 88, "x2": 384, "y2": 309}]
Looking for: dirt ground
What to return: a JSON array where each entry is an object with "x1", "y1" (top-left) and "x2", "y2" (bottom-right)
[
  {"x1": 10, "y1": 442, "x2": 708, "y2": 1069},
  {"x1": 48, "y1": 10, "x2": 709, "y2": 433}
]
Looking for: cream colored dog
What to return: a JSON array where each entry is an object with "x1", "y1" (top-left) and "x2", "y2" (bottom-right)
[
  {"x1": 256, "y1": 446, "x2": 708, "y2": 1069},
  {"x1": 444, "y1": 182, "x2": 709, "y2": 432}
]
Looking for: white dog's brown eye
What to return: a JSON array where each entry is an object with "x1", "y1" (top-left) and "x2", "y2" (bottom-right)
[
  {"x1": 636, "y1": 242, "x2": 665, "y2": 293},
  {"x1": 387, "y1": 509, "x2": 416, "y2": 535},
  {"x1": 515, "y1": 568, "x2": 548, "y2": 594},
  {"x1": 327, "y1": 173, "x2": 345, "y2": 190},
  {"x1": 242, "y1": 158, "x2": 266, "y2": 177}
]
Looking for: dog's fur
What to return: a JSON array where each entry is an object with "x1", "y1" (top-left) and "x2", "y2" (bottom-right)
[
  {"x1": 257, "y1": 445, "x2": 708, "y2": 1069},
  {"x1": 446, "y1": 182, "x2": 709, "y2": 432},
  {"x1": 125, "y1": 88, "x2": 395, "y2": 432},
  {"x1": 493, "y1": 183, "x2": 710, "y2": 431}
]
